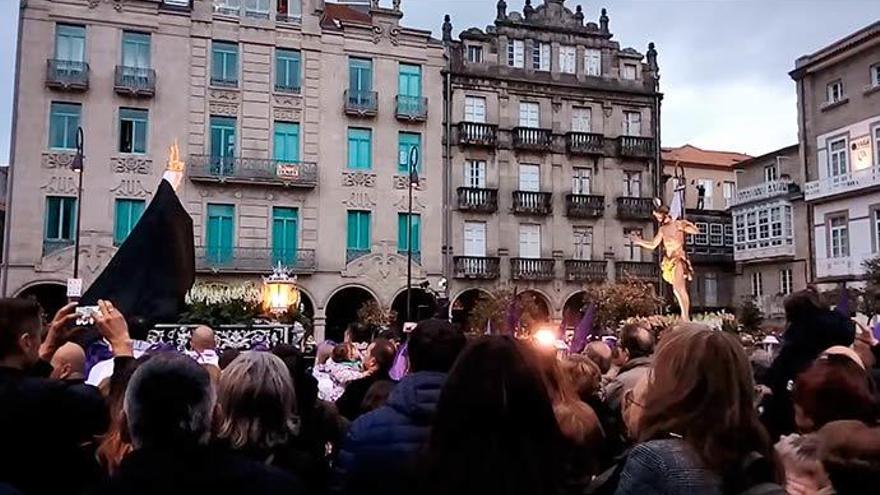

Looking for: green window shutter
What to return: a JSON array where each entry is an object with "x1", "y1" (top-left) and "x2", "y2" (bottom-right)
[
  {"x1": 45, "y1": 196, "x2": 76, "y2": 241},
  {"x1": 397, "y1": 132, "x2": 421, "y2": 173},
  {"x1": 45, "y1": 197, "x2": 60, "y2": 240},
  {"x1": 347, "y1": 211, "x2": 370, "y2": 250},
  {"x1": 359, "y1": 212, "x2": 371, "y2": 250},
  {"x1": 273, "y1": 122, "x2": 300, "y2": 163},
  {"x1": 206, "y1": 204, "x2": 235, "y2": 264},
  {"x1": 212, "y1": 41, "x2": 238, "y2": 85},
  {"x1": 55, "y1": 24, "x2": 85, "y2": 62},
  {"x1": 397, "y1": 213, "x2": 421, "y2": 253},
  {"x1": 49, "y1": 102, "x2": 81, "y2": 150},
  {"x1": 114, "y1": 199, "x2": 145, "y2": 245},
  {"x1": 347, "y1": 128, "x2": 372, "y2": 170},
  {"x1": 412, "y1": 214, "x2": 421, "y2": 253},
  {"x1": 275, "y1": 49, "x2": 301, "y2": 91},
  {"x1": 119, "y1": 108, "x2": 148, "y2": 154},
  {"x1": 346, "y1": 211, "x2": 358, "y2": 249},
  {"x1": 210, "y1": 116, "x2": 236, "y2": 159},
  {"x1": 349, "y1": 58, "x2": 372, "y2": 93},
  {"x1": 397, "y1": 213, "x2": 407, "y2": 251},
  {"x1": 272, "y1": 207, "x2": 298, "y2": 264},
  {"x1": 122, "y1": 31, "x2": 150, "y2": 68},
  {"x1": 398, "y1": 63, "x2": 421, "y2": 98}
]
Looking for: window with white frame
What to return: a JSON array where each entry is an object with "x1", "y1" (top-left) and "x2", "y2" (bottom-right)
[
  {"x1": 623, "y1": 171, "x2": 641, "y2": 197},
  {"x1": 764, "y1": 163, "x2": 778, "y2": 182},
  {"x1": 559, "y1": 45, "x2": 576, "y2": 74},
  {"x1": 827, "y1": 79, "x2": 844, "y2": 103},
  {"x1": 734, "y1": 204, "x2": 794, "y2": 252},
  {"x1": 533, "y1": 41, "x2": 550, "y2": 71},
  {"x1": 746, "y1": 211, "x2": 757, "y2": 243},
  {"x1": 758, "y1": 210, "x2": 769, "y2": 240},
  {"x1": 572, "y1": 168, "x2": 591, "y2": 194},
  {"x1": 465, "y1": 160, "x2": 486, "y2": 188},
  {"x1": 704, "y1": 273, "x2": 718, "y2": 307},
  {"x1": 724, "y1": 224, "x2": 734, "y2": 246},
  {"x1": 875, "y1": 208, "x2": 880, "y2": 253},
  {"x1": 624, "y1": 228, "x2": 642, "y2": 262},
  {"x1": 622, "y1": 63, "x2": 637, "y2": 80},
  {"x1": 828, "y1": 138, "x2": 848, "y2": 177},
  {"x1": 464, "y1": 96, "x2": 486, "y2": 123},
  {"x1": 573, "y1": 226, "x2": 593, "y2": 261},
  {"x1": 623, "y1": 111, "x2": 641, "y2": 136},
  {"x1": 874, "y1": 127, "x2": 880, "y2": 167},
  {"x1": 829, "y1": 214, "x2": 849, "y2": 258},
  {"x1": 873, "y1": 64, "x2": 880, "y2": 88},
  {"x1": 771, "y1": 207, "x2": 783, "y2": 238},
  {"x1": 709, "y1": 224, "x2": 724, "y2": 246},
  {"x1": 584, "y1": 48, "x2": 601, "y2": 76},
  {"x1": 571, "y1": 107, "x2": 591, "y2": 133},
  {"x1": 507, "y1": 39, "x2": 524, "y2": 68},
  {"x1": 698, "y1": 179, "x2": 714, "y2": 207},
  {"x1": 694, "y1": 222, "x2": 708, "y2": 245},
  {"x1": 780, "y1": 268, "x2": 793, "y2": 296},
  {"x1": 243, "y1": 0, "x2": 270, "y2": 17},
  {"x1": 751, "y1": 272, "x2": 763, "y2": 297},
  {"x1": 467, "y1": 45, "x2": 483, "y2": 64},
  {"x1": 723, "y1": 181, "x2": 735, "y2": 203},
  {"x1": 519, "y1": 101, "x2": 540, "y2": 128}
]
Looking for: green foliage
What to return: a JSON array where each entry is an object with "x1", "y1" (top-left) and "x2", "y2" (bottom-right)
[
  {"x1": 862, "y1": 256, "x2": 880, "y2": 318},
  {"x1": 583, "y1": 281, "x2": 664, "y2": 333},
  {"x1": 737, "y1": 296, "x2": 764, "y2": 333},
  {"x1": 178, "y1": 298, "x2": 262, "y2": 327},
  {"x1": 357, "y1": 300, "x2": 396, "y2": 328},
  {"x1": 466, "y1": 288, "x2": 548, "y2": 336}
]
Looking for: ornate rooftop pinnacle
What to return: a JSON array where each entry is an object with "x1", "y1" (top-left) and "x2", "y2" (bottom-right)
[
  {"x1": 600, "y1": 7, "x2": 609, "y2": 33},
  {"x1": 442, "y1": 14, "x2": 452, "y2": 42},
  {"x1": 523, "y1": 0, "x2": 534, "y2": 18},
  {"x1": 496, "y1": 0, "x2": 507, "y2": 21},
  {"x1": 574, "y1": 5, "x2": 584, "y2": 23},
  {"x1": 647, "y1": 41, "x2": 659, "y2": 75}
]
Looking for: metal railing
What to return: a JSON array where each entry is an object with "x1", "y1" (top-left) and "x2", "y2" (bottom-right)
[
  {"x1": 457, "y1": 187, "x2": 498, "y2": 213},
  {"x1": 453, "y1": 256, "x2": 500, "y2": 279},
  {"x1": 730, "y1": 179, "x2": 793, "y2": 207},
  {"x1": 457, "y1": 122, "x2": 498, "y2": 146},
  {"x1": 615, "y1": 261, "x2": 659, "y2": 281},
  {"x1": 344, "y1": 90, "x2": 378, "y2": 116},
  {"x1": 734, "y1": 242, "x2": 795, "y2": 262},
  {"x1": 513, "y1": 127, "x2": 553, "y2": 151},
  {"x1": 274, "y1": 82, "x2": 301, "y2": 94},
  {"x1": 565, "y1": 194, "x2": 605, "y2": 218},
  {"x1": 46, "y1": 59, "x2": 89, "y2": 90},
  {"x1": 511, "y1": 258, "x2": 555, "y2": 281},
  {"x1": 565, "y1": 260, "x2": 607, "y2": 282},
  {"x1": 114, "y1": 66, "x2": 156, "y2": 96},
  {"x1": 566, "y1": 132, "x2": 605, "y2": 155},
  {"x1": 513, "y1": 191, "x2": 553, "y2": 215},
  {"x1": 196, "y1": 247, "x2": 316, "y2": 273},
  {"x1": 618, "y1": 136, "x2": 655, "y2": 158},
  {"x1": 616, "y1": 196, "x2": 654, "y2": 220},
  {"x1": 805, "y1": 167, "x2": 880, "y2": 201},
  {"x1": 211, "y1": 74, "x2": 238, "y2": 88},
  {"x1": 395, "y1": 95, "x2": 428, "y2": 121},
  {"x1": 188, "y1": 155, "x2": 318, "y2": 187}
]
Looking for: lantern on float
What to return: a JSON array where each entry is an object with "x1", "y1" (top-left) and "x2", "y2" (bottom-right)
[{"x1": 262, "y1": 263, "x2": 300, "y2": 316}]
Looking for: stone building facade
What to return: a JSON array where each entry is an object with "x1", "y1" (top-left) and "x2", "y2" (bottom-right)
[
  {"x1": 441, "y1": 0, "x2": 662, "y2": 328},
  {"x1": 729, "y1": 144, "x2": 809, "y2": 323},
  {"x1": 3, "y1": 0, "x2": 445, "y2": 341},
  {"x1": 791, "y1": 21, "x2": 880, "y2": 289}
]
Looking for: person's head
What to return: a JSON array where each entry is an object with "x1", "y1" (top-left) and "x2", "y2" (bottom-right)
[
  {"x1": 793, "y1": 354, "x2": 877, "y2": 433},
  {"x1": 0, "y1": 298, "x2": 43, "y2": 368},
  {"x1": 821, "y1": 345, "x2": 865, "y2": 369},
  {"x1": 620, "y1": 322, "x2": 655, "y2": 361},
  {"x1": 272, "y1": 344, "x2": 318, "y2": 416},
  {"x1": 123, "y1": 353, "x2": 215, "y2": 449},
  {"x1": 818, "y1": 420, "x2": 880, "y2": 494},
  {"x1": 584, "y1": 341, "x2": 612, "y2": 374},
  {"x1": 775, "y1": 434, "x2": 830, "y2": 495},
  {"x1": 562, "y1": 354, "x2": 602, "y2": 401},
  {"x1": 784, "y1": 288, "x2": 828, "y2": 322},
  {"x1": 315, "y1": 341, "x2": 334, "y2": 365},
  {"x1": 360, "y1": 379, "x2": 395, "y2": 414},
  {"x1": 215, "y1": 352, "x2": 298, "y2": 453},
  {"x1": 218, "y1": 348, "x2": 240, "y2": 370},
  {"x1": 421, "y1": 336, "x2": 564, "y2": 495},
  {"x1": 97, "y1": 355, "x2": 149, "y2": 474},
  {"x1": 365, "y1": 338, "x2": 396, "y2": 375},
  {"x1": 652, "y1": 204, "x2": 670, "y2": 224},
  {"x1": 49, "y1": 342, "x2": 86, "y2": 380},
  {"x1": 623, "y1": 373, "x2": 650, "y2": 440},
  {"x1": 407, "y1": 319, "x2": 466, "y2": 373},
  {"x1": 639, "y1": 325, "x2": 774, "y2": 477},
  {"x1": 190, "y1": 325, "x2": 216, "y2": 354},
  {"x1": 611, "y1": 345, "x2": 626, "y2": 367},
  {"x1": 332, "y1": 342, "x2": 355, "y2": 363}
]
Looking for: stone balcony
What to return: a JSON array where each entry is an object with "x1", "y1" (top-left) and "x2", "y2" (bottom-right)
[
  {"x1": 344, "y1": 90, "x2": 378, "y2": 117},
  {"x1": 815, "y1": 256, "x2": 863, "y2": 280},
  {"x1": 457, "y1": 187, "x2": 498, "y2": 213},
  {"x1": 566, "y1": 132, "x2": 605, "y2": 155},
  {"x1": 114, "y1": 66, "x2": 155, "y2": 97},
  {"x1": 511, "y1": 258, "x2": 555, "y2": 281},
  {"x1": 616, "y1": 197, "x2": 654, "y2": 220},
  {"x1": 453, "y1": 256, "x2": 500, "y2": 280},
  {"x1": 804, "y1": 167, "x2": 880, "y2": 202},
  {"x1": 395, "y1": 95, "x2": 428, "y2": 121},
  {"x1": 512, "y1": 191, "x2": 553, "y2": 216},
  {"x1": 615, "y1": 261, "x2": 659, "y2": 282},
  {"x1": 565, "y1": 260, "x2": 607, "y2": 283},
  {"x1": 512, "y1": 127, "x2": 553, "y2": 152},
  {"x1": 196, "y1": 247, "x2": 316, "y2": 274},
  {"x1": 729, "y1": 179, "x2": 794, "y2": 207},
  {"x1": 456, "y1": 122, "x2": 498, "y2": 147},
  {"x1": 617, "y1": 136, "x2": 655, "y2": 159},
  {"x1": 734, "y1": 242, "x2": 796, "y2": 262},
  {"x1": 565, "y1": 194, "x2": 605, "y2": 218},
  {"x1": 188, "y1": 155, "x2": 318, "y2": 188},
  {"x1": 46, "y1": 59, "x2": 89, "y2": 91}
]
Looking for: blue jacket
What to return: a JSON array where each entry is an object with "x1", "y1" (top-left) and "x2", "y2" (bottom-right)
[{"x1": 332, "y1": 371, "x2": 447, "y2": 495}]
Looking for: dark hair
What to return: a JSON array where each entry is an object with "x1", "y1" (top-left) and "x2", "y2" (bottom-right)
[
  {"x1": 369, "y1": 338, "x2": 397, "y2": 375},
  {"x1": 332, "y1": 342, "x2": 354, "y2": 363},
  {"x1": 818, "y1": 420, "x2": 880, "y2": 494},
  {"x1": 0, "y1": 298, "x2": 42, "y2": 358},
  {"x1": 271, "y1": 344, "x2": 318, "y2": 426},
  {"x1": 584, "y1": 341, "x2": 612, "y2": 374},
  {"x1": 420, "y1": 337, "x2": 565, "y2": 495},
  {"x1": 97, "y1": 355, "x2": 151, "y2": 473},
  {"x1": 360, "y1": 380, "x2": 395, "y2": 414},
  {"x1": 408, "y1": 319, "x2": 466, "y2": 373},
  {"x1": 219, "y1": 349, "x2": 241, "y2": 370},
  {"x1": 784, "y1": 288, "x2": 828, "y2": 322},
  {"x1": 793, "y1": 355, "x2": 878, "y2": 431},
  {"x1": 347, "y1": 322, "x2": 373, "y2": 344},
  {"x1": 620, "y1": 323, "x2": 654, "y2": 359},
  {"x1": 655, "y1": 205, "x2": 670, "y2": 215}
]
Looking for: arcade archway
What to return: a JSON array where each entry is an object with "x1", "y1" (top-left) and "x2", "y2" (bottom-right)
[
  {"x1": 391, "y1": 288, "x2": 438, "y2": 327},
  {"x1": 562, "y1": 291, "x2": 588, "y2": 333},
  {"x1": 324, "y1": 286, "x2": 378, "y2": 343},
  {"x1": 16, "y1": 282, "x2": 67, "y2": 320},
  {"x1": 518, "y1": 289, "x2": 551, "y2": 331},
  {"x1": 450, "y1": 288, "x2": 492, "y2": 333}
]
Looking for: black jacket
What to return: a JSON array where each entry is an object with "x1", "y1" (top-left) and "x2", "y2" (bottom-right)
[{"x1": 335, "y1": 373, "x2": 392, "y2": 421}]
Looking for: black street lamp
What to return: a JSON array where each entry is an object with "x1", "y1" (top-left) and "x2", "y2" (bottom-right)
[
  {"x1": 71, "y1": 127, "x2": 84, "y2": 282},
  {"x1": 406, "y1": 145, "x2": 420, "y2": 323}
]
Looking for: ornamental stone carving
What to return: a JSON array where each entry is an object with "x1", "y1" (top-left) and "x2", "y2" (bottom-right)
[
  {"x1": 209, "y1": 88, "x2": 240, "y2": 102},
  {"x1": 273, "y1": 107, "x2": 301, "y2": 121},
  {"x1": 394, "y1": 194, "x2": 427, "y2": 213},
  {"x1": 209, "y1": 102, "x2": 238, "y2": 117},
  {"x1": 88, "y1": 0, "x2": 124, "y2": 11},
  {"x1": 147, "y1": 325, "x2": 296, "y2": 352},
  {"x1": 372, "y1": 25, "x2": 383, "y2": 44},
  {"x1": 393, "y1": 175, "x2": 427, "y2": 191},
  {"x1": 42, "y1": 152, "x2": 77, "y2": 169},
  {"x1": 342, "y1": 191, "x2": 376, "y2": 209},
  {"x1": 111, "y1": 155, "x2": 152, "y2": 174},
  {"x1": 273, "y1": 93, "x2": 302, "y2": 109},
  {"x1": 341, "y1": 242, "x2": 427, "y2": 302},
  {"x1": 40, "y1": 175, "x2": 79, "y2": 195},
  {"x1": 110, "y1": 178, "x2": 152, "y2": 198},
  {"x1": 342, "y1": 171, "x2": 377, "y2": 188}
]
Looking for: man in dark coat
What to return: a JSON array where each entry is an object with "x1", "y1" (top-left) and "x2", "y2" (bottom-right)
[
  {"x1": 333, "y1": 319, "x2": 467, "y2": 495},
  {"x1": 336, "y1": 337, "x2": 397, "y2": 421}
]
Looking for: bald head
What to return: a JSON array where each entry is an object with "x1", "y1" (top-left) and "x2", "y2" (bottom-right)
[
  {"x1": 50, "y1": 342, "x2": 86, "y2": 381},
  {"x1": 620, "y1": 323, "x2": 655, "y2": 361},
  {"x1": 191, "y1": 326, "x2": 216, "y2": 354},
  {"x1": 584, "y1": 341, "x2": 612, "y2": 374}
]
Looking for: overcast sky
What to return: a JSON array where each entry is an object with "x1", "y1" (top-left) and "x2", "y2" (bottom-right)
[{"x1": 1, "y1": 0, "x2": 879, "y2": 163}]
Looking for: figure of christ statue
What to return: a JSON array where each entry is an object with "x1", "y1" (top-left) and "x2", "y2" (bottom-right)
[{"x1": 629, "y1": 204, "x2": 699, "y2": 321}]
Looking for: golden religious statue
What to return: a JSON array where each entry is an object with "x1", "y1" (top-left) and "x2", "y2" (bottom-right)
[{"x1": 630, "y1": 201, "x2": 699, "y2": 321}]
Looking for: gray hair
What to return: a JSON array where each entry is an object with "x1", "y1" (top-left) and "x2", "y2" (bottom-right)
[
  {"x1": 123, "y1": 354, "x2": 216, "y2": 449},
  {"x1": 215, "y1": 351, "x2": 298, "y2": 452}
]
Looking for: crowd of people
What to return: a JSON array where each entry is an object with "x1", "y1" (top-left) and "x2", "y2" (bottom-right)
[{"x1": 1, "y1": 286, "x2": 880, "y2": 495}]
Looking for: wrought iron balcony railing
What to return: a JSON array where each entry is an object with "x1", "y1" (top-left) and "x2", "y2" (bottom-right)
[
  {"x1": 618, "y1": 136, "x2": 655, "y2": 159},
  {"x1": 565, "y1": 194, "x2": 605, "y2": 218},
  {"x1": 566, "y1": 132, "x2": 605, "y2": 155},
  {"x1": 344, "y1": 90, "x2": 378, "y2": 116},
  {"x1": 395, "y1": 95, "x2": 428, "y2": 121},
  {"x1": 511, "y1": 258, "x2": 555, "y2": 281},
  {"x1": 513, "y1": 127, "x2": 553, "y2": 151},
  {"x1": 274, "y1": 82, "x2": 301, "y2": 94},
  {"x1": 457, "y1": 122, "x2": 498, "y2": 147},
  {"x1": 453, "y1": 256, "x2": 500, "y2": 280},
  {"x1": 46, "y1": 59, "x2": 89, "y2": 91},
  {"x1": 457, "y1": 187, "x2": 498, "y2": 213},
  {"x1": 196, "y1": 247, "x2": 316, "y2": 274},
  {"x1": 188, "y1": 155, "x2": 318, "y2": 187},
  {"x1": 565, "y1": 260, "x2": 607, "y2": 283},
  {"x1": 114, "y1": 66, "x2": 156, "y2": 97},
  {"x1": 615, "y1": 261, "x2": 659, "y2": 282},
  {"x1": 616, "y1": 196, "x2": 654, "y2": 220},
  {"x1": 512, "y1": 191, "x2": 552, "y2": 216}
]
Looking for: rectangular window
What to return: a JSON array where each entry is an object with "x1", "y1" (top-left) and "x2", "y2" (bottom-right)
[
  {"x1": 572, "y1": 167, "x2": 591, "y2": 194},
  {"x1": 507, "y1": 39, "x2": 524, "y2": 68},
  {"x1": 277, "y1": 0, "x2": 302, "y2": 19},
  {"x1": 464, "y1": 96, "x2": 486, "y2": 123},
  {"x1": 751, "y1": 272, "x2": 763, "y2": 298},
  {"x1": 114, "y1": 199, "x2": 145, "y2": 246},
  {"x1": 559, "y1": 45, "x2": 576, "y2": 74},
  {"x1": 119, "y1": 108, "x2": 148, "y2": 154},
  {"x1": 55, "y1": 24, "x2": 85, "y2": 62},
  {"x1": 875, "y1": 127, "x2": 880, "y2": 167},
  {"x1": 463, "y1": 221, "x2": 487, "y2": 257},
  {"x1": 746, "y1": 212, "x2": 757, "y2": 242},
  {"x1": 519, "y1": 101, "x2": 540, "y2": 128},
  {"x1": 518, "y1": 164, "x2": 540, "y2": 192},
  {"x1": 875, "y1": 208, "x2": 880, "y2": 253},
  {"x1": 698, "y1": 178, "x2": 714, "y2": 207},
  {"x1": 275, "y1": 49, "x2": 301, "y2": 92},
  {"x1": 398, "y1": 63, "x2": 422, "y2": 98},
  {"x1": 49, "y1": 102, "x2": 81, "y2": 150},
  {"x1": 735, "y1": 214, "x2": 746, "y2": 247},
  {"x1": 205, "y1": 204, "x2": 235, "y2": 264},
  {"x1": 709, "y1": 224, "x2": 724, "y2": 246},
  {"x1": 347, "y1": 128, "x2": 372, "y2": 170},
  {"x1": 758, "y1": 210, "x2": 770, "y2": 240},
  {"x1": 397, "y1": 213, "x2": 421, "y2": 255},
  {"x1": 465, "y1": 160, "x2": 486, "y2": 188},
  {"x1": 704, "y1": 273, "x2": 718, "y2": 307},
  {"x1": 695, "y1": 222, "x2": 709, "y2": 245},
  {"x1": 467, "y1": 45, "x2": 483, "y2": 63},
  {"x1": 827, "y1": 79, "x2": 844, "y2": 103},
  {"x1": 828, "y1": 138, "x2": 848, "y2": 177},
  {"x1": 724, "y1": 223, "x2": 734, "y2": 246},
  {"x1": 273, "y1": 122, "x2": 300, "y2": 163},
  {"x1": 573, "y1": 226, "x2": 593, "y2": 261},
  {"x1": 571, "y1": 107, "x2": 591, "y2": 133},
  {"x1": 624, "y1": 228, "x2": 642, "y2": 262},
  {"x1": 622, "y1": 63, "x2": 637, "y2": 80},
  {"x1": 533, "y1": 41, "x2": 550, "y2": 71},
  {"x1": 764, "y1": 164, "x2": 778, "y2": 182},
  {"x1": 243, "y1": 0, "x2": 271, "y2": 18},
  {"x1": 211, "y1": 41, "x2": 238, "y2": 87},
  {"x1": 780, "y1": 268, "x2": 793, "y2": 296},
  {"x1": 519, "y1": 224, "x2": 541, "y2": 258},
  {"x1": 349, "y1": 57, "x2": 373, "y2": 95},
  {"x1": 873, "y1": 64, "x2": 880, "y2": 88},
  {"x1": 723, "y1": 181, "x2": 735, "y2": 202},
  {"x1": 584, "y1": 48, "x2": 601, "y2": 76},
  {"x1": 45, "y1": 196, "x2": 76, "y2": 241},
  {"x1": 214, "y1": 0, "x2": 241, "y2": 14},
  {"x1": 121, "y1": 31, "x2": 150, "y2": 69},
  {"x1": 210, "y1": 116, "x2": 236, "y2": 165},
  {"x1": 624, "y1": 171, "x2": 642, "y2": 197},
  {"x1": 346, "y1": 210, "x2": 371, "y2": 251},
  {"x1": 398, "y1": 132, "x2": 422, "y2": 174},
  {"x1": 829, "y1": 214, "x2": 849, "y2": 258},
  {"x1": 771, "y1": 207, "x2": 783, "y2": 238},
  {"x1": 272, "y1": 207, "x2": 299, "y2": 265},
  {"x1": 623, "y1": 111, "x2": 641, "y2": 136}
]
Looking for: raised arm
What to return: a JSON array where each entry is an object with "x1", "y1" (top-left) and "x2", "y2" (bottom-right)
[{"x1": 631, "y1": 231, "x2": 662, "y2": 250}]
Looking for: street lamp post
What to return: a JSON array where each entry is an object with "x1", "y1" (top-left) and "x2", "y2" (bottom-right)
[
  {"x1": 406, "y1": 145, "x2": 420, "y2": 323},
  {"x1": 71, "y1": 127, "x2": 85, "y2": 282}
]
